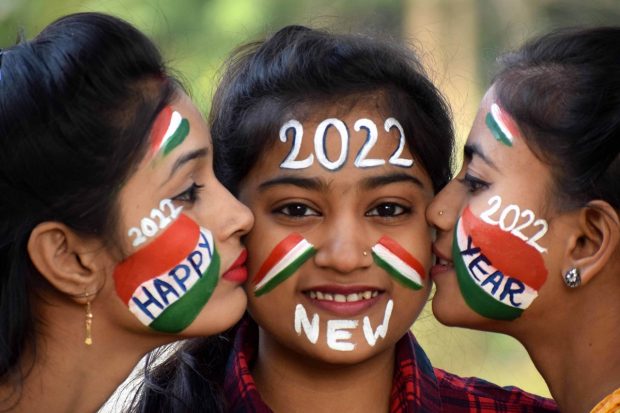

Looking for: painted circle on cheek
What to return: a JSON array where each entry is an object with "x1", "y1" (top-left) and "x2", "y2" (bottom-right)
[{"x1": 114, "y1": 214, "x2": 220, "y2": 333}]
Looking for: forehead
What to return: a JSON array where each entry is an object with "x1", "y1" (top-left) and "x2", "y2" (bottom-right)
[{"x1": 248, "y1": 97, "x2": 432, "y2": 190}]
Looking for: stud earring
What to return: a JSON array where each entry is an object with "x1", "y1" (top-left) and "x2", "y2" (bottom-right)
[
  {"x1": 563, "y1": 267, "x2": 581, "y2": 288},
  {"x1": 84, "y1": 301, "x2": 93, "y2": 346}
]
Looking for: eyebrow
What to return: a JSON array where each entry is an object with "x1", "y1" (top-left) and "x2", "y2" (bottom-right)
[
  {"x1": 165, "y1": 148, "x2": 209, "y2": 183},
  {"x1": 464, "y1": 143, "x2": 499, "y2": 171},
  {"x1": 360, "y1": 172, "x2": 425, "y2": 191},
  {"x1": 258, "y1": 176, "x2": 326, "y2": 192}
]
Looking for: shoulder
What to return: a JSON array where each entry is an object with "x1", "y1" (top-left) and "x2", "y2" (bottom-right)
[{"x1": 434, "y1": 368, "x2": 558, "y2": 413}]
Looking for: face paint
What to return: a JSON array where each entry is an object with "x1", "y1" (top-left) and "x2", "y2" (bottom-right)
[
  {"x1": 453, "y1": 207, "x2": 547, "y2": 320},
  {"x1": 294, "y1": 300, "x2": 394, "y2": 351},
  {"x1": 485, "y1": 103, "x2": 519, "y2": 147},
  {"x1": 114, "y1": 214, "x2": 219, "y2": 333},
  {"x1": 371, "y1": 236, "x2": 424, "y2": 290},
  {"x1": 279, "y1": 117, "x2": 413, "y2": 170},
  {"x1": 150, "y1": 106, "x2": 190, "y2": 157},
  {"x1": 253, "y1": 233, "x2": 316, "y2": 297}
]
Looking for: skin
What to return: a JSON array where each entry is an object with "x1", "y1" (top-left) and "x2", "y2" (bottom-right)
[
  {"x1": 426, "y1": 86, "x2": 620, "y2": 413},
  {"x1": 9, "y1": 90, "x2": 253, "y2": 413},
  {"x1": 238, "y1": 97, "x2": 434, "y2": 412}
]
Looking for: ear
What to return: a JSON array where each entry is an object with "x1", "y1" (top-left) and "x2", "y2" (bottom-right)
[
  {"x1": 563, "y1": 200, "x2": 620, "y2": 286},
  {"x1": 27, "y1": 222, "x2": 107, "y2": 303}
]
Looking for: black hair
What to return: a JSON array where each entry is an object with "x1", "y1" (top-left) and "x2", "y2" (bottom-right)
[
  {"x1": 0, "y1": 12, "x2": 177, "y2": 401},
  {"x1": 130, "y1": 25, "x2": 454, "y2": 413},
  {"x1": 493, "y1": 26, "x2": 620, "y2": 211}
]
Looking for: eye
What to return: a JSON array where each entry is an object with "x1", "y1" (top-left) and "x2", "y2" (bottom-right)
[
  {"x1": 366, "y1": 202, "x2": 411, "y2": 218},
  {"x1": 458, "y1": 173, "x2": 489, "y2": 194},
  {"x1": 274, "y1": 202, "x2": 320, "y2": 218},
  {"x1": 172, "y1": 183, "x2": 205, "y2": 203}
]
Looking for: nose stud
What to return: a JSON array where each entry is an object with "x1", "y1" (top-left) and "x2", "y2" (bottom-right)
[
  {"x1": 438, "y1": 210, "x2": 445, "y2": 216},
  {"x1": 362, "y1": 250, "x2": 368, "y2": 256}
]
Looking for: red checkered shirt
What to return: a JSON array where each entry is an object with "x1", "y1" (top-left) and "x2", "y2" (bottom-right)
[{"x1": 223, "y1": 317, "x2": 557, "y2": 412}]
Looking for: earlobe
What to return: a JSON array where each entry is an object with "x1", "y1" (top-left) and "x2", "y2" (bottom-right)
[
  {"x1": 27, "y1": 222, "x2": 106, "y2": 302},
  {"x1": 563, "y1": 200, "x2": 620, "y2": 286}
]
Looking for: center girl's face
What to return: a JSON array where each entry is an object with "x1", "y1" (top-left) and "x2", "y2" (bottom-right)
[
  {"x1": 239, "y1": 98, "x2": 434, "y2": 364},
  {"x1": 427, "y1": 87, "x2": 567, "y2": 330},
  {"x1": 107, "y1": 91, "x2": 253, "y2": 337}
]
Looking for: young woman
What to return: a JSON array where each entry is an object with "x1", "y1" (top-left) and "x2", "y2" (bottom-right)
[
  {"x1": 132, "y1": 25, "x2": 557, "y2": 412},
  {"x1": 427, "y1": 26, "x2": 620, "y2": 413},
  {"x1": 0, "y1": 12, "x2": 253, "y2": 412}
]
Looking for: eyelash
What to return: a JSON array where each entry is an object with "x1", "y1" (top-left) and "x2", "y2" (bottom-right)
[
  {"x1": 365, "y1": 202, "x2": 412, "y2": 218},
  {"x1": 273, "y1": 202, "x2": 321, "y2": 218},
  {"x1": 172, "y1": 182, "x2": 205, "y2": 203},
  {"x1": 458, "y1": 173, "x2": 490, "y2": 193}
]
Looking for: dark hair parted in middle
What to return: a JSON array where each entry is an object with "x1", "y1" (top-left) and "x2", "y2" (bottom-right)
[
  {"x1": 493, "y1": 26, "x2": 620, "y2": 211},
  {"x1": 210, "y1": 25, "x2": 455, "y2": 194}
]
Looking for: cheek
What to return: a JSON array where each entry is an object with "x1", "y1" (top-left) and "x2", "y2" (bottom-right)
[
  {"x1": 371, "y1": 234, "x2": 430, "y2": 291},
  {"x1": 113, "y1": 214, "x2": 220, "y2": 333}
]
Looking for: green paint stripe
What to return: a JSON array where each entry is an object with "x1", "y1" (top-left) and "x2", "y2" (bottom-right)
[
  {"x1": 162, "y1": 118, "x2": 190, "y2": 156},
  {"x1": 452, "y1": 227, "x2": 522, "y2": 320},
  {"x1": 149, "y1": 250, "x2": 220, "y2": 333},
  {"x1": 373, "y1": 252, "x2": 422, "y2": 291},
  {"x1": 485, "y1": 112, "x2": 513, "y2": 147},
  {"x1": 254, "y1": 248, "x2": 315, "y2": 297}
]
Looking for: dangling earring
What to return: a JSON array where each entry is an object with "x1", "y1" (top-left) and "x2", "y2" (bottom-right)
[
  {"x1": 84, "y1": 301, "x2": 93, "y2": 346},
  {"x1": 563, "y1": 267, "x2": 581, "y2": 288}
]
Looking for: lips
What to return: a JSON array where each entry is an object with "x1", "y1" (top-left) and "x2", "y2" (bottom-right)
[
  {"x1": 222, "y1": 249, "x2": 248, "y2": 283},
  {"x1": 430, "y1": 245, "x2": 454, "y2": 278},
  {"x1": 302, "y1": 285, "x2": 384, "y2": 317}
]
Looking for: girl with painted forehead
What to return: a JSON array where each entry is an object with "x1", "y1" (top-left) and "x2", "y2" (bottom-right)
[
  {"x1": 134, "y1": 25, "x2": 556, "y2": 412},
  {"x1": 0, "y1": 12, "x2": 253, "y2": 412},
  {"x1": 427, "y1": 26, "x2": 620, "y2": 413}
]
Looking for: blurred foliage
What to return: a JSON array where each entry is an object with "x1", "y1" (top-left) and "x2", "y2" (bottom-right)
[{"x1": 4, "y1": 0, "x2": 619, "y2": 401}]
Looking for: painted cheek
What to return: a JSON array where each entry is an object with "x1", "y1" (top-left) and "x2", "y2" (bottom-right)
[
  {"x1": 113, "y1": 214, "x2": 220, "y2": 333},
  {"x1": 371, "y1": 235, "x2": 425, "y2": 291},
  {"x1": 252, "y1": 233, "x2": 316, "y2": 297},
  {"x1": 452, "y1": 207, "x2": 548, "y2": 321}
]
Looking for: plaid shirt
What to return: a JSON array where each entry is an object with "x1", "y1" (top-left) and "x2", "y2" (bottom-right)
[{"x1": 223, "y1": 317, "x2": 557, "y2": 412}]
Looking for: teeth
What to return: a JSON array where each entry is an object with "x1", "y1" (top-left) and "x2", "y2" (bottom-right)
[
  {"x1": 307, "y1": 290, "x2": 380, "y2": 302},
  {"x1": 438, "y1": 258, "x2": 454, "y2": 267}
]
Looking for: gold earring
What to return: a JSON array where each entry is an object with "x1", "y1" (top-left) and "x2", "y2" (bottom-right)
[{"x1": 84, "y1": 301, "x2": 93, "y2": 346}]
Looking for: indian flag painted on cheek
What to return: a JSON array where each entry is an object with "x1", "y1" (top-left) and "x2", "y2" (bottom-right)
[
  {"x1": 150, "y1": 106, "x2": 190, "y2": 156},
  {"x1": 485, "y1": 103, "x2": 520, "y2": 147},
  {"x1": 453, "y1": 207, "x2": 547, "y2": 320},
  {"x1": 114, "y1": 214, "x2": 219, "y2": 333},
  {"x1": 253, "y1": 233, "x2": 316, "y2": 297},
  {"x1": 371, "y1": 236, "x2": 425, "y2": 290}
]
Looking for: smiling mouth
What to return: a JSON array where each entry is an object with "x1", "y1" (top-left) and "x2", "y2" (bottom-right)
[{"x1": 304, "y1": 289, "x2": 382, "y2": 303}]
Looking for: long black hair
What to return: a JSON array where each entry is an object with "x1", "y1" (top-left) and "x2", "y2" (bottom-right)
[
  {"x1": 0, "y1": 12, "x2": 177, "y2": 404},
  {"x1": 492, "y1": 26, "x2": 620, "y2": 211},
  {"x1": 130, "y1": 24, "x2": 454, "y2": 413}
]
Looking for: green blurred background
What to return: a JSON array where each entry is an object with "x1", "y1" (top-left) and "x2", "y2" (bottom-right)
[{"x1": 4, "y1": 0, "x2": 620, "y2": 400}]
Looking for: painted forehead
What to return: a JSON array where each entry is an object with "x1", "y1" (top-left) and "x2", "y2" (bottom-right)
[
  {"x1": 150, "y1": 105, "x2": 191, "y2": 157},
  {"x1": 485, "y1": 102, "x2": 521, "y2": 148}
]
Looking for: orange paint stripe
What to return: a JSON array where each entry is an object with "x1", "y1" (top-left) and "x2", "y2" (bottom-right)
[
  {"x1": 377, "y1": 235, "x2": 425, "y2": 279},
  {"x1": 462, "y1": 207, "x2": 547, "y2": 290},
  {"x1": 114, "y1": 214, "x2": 199, "y2": 303},
  {"x1": 253, "y1": 233, "x2": 304, "y2": 285},
  {"x1": 150, "y1": 106, "x2": 172, "y2": 153},
  {"x1": 495, "y1": 104, "x2": 521, "y2": 140}
]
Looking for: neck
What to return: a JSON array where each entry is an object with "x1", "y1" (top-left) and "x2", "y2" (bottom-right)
[
  {"x1": 516, "y1": 282, "x2": 620, "y2": 413},
  {"x1": 253, "y1": 327, "x2": 395, "y2": 413},
  {"x1": 2, "y1": 294, "x2": 167, "y2": 413}
]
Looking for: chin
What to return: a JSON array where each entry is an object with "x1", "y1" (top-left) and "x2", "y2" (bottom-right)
[{"x1": 182, "y1": 287, "x2": 248, "y2": 336}]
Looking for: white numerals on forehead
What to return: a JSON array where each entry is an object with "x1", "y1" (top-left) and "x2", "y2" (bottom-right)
[
  {"x1": 128, "y1": 199, "x2": 183, "y2": 247},
  {"x1": 479, "y1": 195, "x2": 548, "y2": 254},
  {"x1": 279, "y1": 117, "x2": 413, "y2": 170}
]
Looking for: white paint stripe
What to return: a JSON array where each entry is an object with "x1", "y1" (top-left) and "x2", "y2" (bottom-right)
[
  {"x1": 157, "y1": 111, "x2": 183, "y2": 152},
  {"x1": 254, "y1": 239, "x2": 313, "y2": 291},
  {"x1": 128, "y1": 227, "x2": 214, "y2": 326},
  {"x1": 456, "y1": 222, "x2": 537, "y2": 309},
  {"x1": 371, "y1": 243, "x2": 422, "y2": 286},
  {"x1": 491, "y1": 103, "x2": 514, "y2": 144}
]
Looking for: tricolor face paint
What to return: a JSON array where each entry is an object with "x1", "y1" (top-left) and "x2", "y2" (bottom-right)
[
  {"x1": 452, "y1": 206, "x2": 548, "y2": 320},
  {"x1": 485, "y1": 103, "x2": 520, "y2": 147},
  {"x1": 150, "y1": 106, "x2": 191, "y2": 157},
  {"x1": 114, "y1": 213, "x2": 220, "y2": 333},
  {"x1": 371, "y1": 236, "x2": 425, "y2": 290},
  {"x1": 252, "y1": 233, "x2": 316, "y2": 296}
]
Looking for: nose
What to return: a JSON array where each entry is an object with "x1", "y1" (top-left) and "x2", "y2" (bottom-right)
[
  {"x1": 426, "y1": 179, "x2": 461, "y2": 235},
  {"x1": 216, "y1": 183, "x2": 254, "y2": 242},
  {"x1": 313, "y1": 214, "x2": 372, "y2": 274}
]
